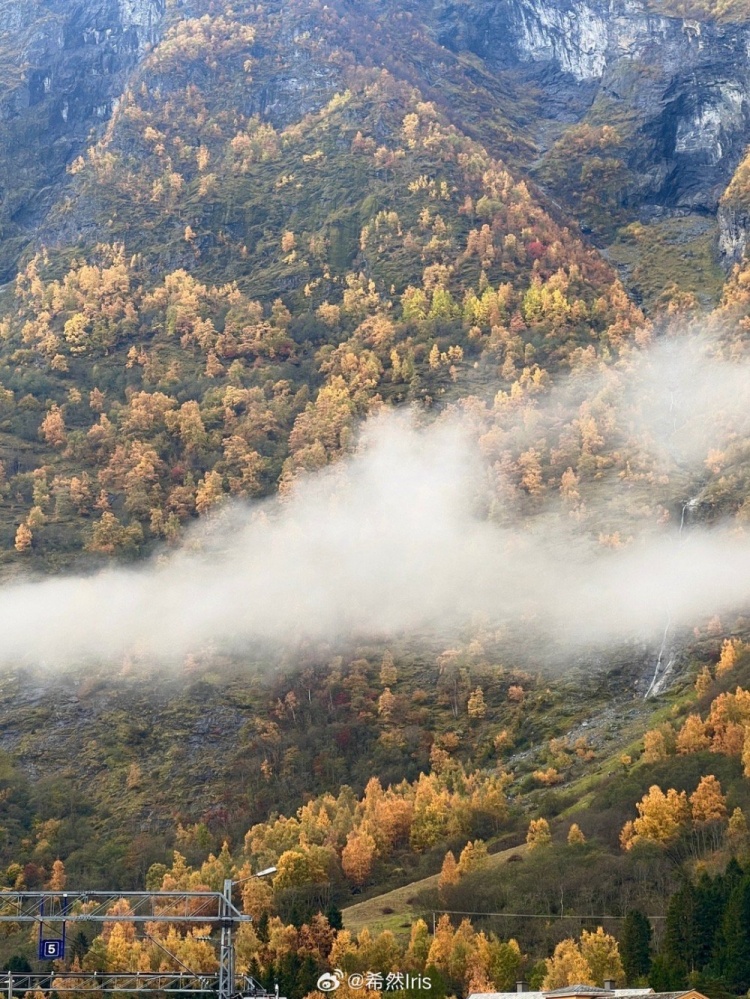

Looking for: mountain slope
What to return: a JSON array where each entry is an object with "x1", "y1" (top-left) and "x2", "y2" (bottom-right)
[
  {"x1": 3, "y1": 0, "x2": 750, "y2": 986},
  {"x1": 0, "y1": 1, "x2": 643, "y2": 566}
]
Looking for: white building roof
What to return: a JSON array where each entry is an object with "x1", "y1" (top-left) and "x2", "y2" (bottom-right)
[{"x1": 467, "y1": 990, "x2": 654, "y2": 999}]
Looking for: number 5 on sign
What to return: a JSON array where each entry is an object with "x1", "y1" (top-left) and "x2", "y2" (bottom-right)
[{"x1": 39, "y1": 939, "x2": 65, "y2": 960}]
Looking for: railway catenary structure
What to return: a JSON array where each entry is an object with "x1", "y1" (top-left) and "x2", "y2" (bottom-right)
[{"x1": 0, "y1": 879, "x2": 281, "y2": 999}]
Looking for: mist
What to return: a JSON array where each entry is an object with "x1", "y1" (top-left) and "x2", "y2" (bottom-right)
[{"x1": 3, "y1": 331, "x2": 750, "y2": 667}]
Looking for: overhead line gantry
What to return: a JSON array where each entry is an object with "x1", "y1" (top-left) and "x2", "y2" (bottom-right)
[{"x1": 0, "y1": 873, "x2": 277, "y2": 999}]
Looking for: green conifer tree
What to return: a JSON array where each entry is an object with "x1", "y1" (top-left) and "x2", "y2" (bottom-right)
[{"x1": 621, "y1": 910, "x2": 652, "y2": 983}]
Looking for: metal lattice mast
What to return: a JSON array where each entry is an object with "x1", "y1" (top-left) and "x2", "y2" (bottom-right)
[{"x1": 218, "y1": 879, "x2": 235, "y2": 999}]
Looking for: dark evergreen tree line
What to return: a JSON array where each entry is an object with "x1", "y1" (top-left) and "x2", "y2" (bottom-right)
[{"x1": 636, "y1": 858, "x2": 750, "y2": 997}]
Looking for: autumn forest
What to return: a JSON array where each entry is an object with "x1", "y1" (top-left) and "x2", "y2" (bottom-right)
[{"x1": 5, "y1": 1, "x2": 750, "y2": 999}]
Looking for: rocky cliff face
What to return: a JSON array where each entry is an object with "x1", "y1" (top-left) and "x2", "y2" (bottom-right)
[
  {"x1": 436, "y1": 0, "x2": 750, "y2": 231},
  {"x1": 0, "y1": 0, "x2": 165, "y2": 280},
  {"x1": 3, "y1": 0, "x2": 750, "y2": 284},
  {"x1": 717, "y1": 202, "x2": 750, "y2": 261}
]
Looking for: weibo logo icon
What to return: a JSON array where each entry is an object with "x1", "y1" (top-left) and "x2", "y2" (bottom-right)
[{"x1": 317, "y1": 970, "x2": 345, "y2": 992}]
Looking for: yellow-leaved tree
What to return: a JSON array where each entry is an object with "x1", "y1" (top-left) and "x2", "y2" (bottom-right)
[
  {"x1": 580, "y1": 927, "x2": 624, "y2": 986},
  {"x1": 690, "y1": 775, "x2": 727, "y2": 824},
  {"x1": 48, "y1": 859, "x2": 66, "y2": 890},
  {"x1": 620, "y1": 785, "x2": 688, "y2": 850},
  {"x1": 695, "y1": 665, "x2": 713, "y2": 698},
  {"x1": 526, "y1": 817, "x2": 551, "y2": 850},
  {"x1": 468, "y1": 686, "x2": 487, "y2": 719},
  {"x1": 341, "y1": 828, "x2": 377, "y2": 886},
  {"x1": 717, "y1": 638, "x2": 743, "y2": 676},
  {"x1": 380, "y1": 650, "x2": 397, "y2": 687},
  {"x1": 542, "y1": 938, "x2": 594, "y2": 988},
  {"x1": 273, "y1": 846, "x2": 329, "y2": 890},
  {"x1": 438, "y1": 850, "x2": 460, "y2": 891},
  {"x1": 567, "y1": 823, "x2": 586, "y2": 846},
  {"x1": 14, "y1": 523, "x2": 32, "y2": 552},
  {"x1": 458, "y1": 839, "x2": 488, "y2": 876},
  {"x1": 676, "y1": 714, "x2": 710, "y2": 754},
  {"x1": 241, "y1": 873, "x2": 274, "y2": 920}
]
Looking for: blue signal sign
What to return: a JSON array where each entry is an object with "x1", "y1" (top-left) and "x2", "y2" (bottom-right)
[{"x1": 39, "y1": 938, "x2": 65, "y2": 960}]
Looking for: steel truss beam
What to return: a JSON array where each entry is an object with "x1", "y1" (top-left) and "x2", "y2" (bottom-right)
[
  {"x1": 3, "y1": 973, "x2": 216, "y2": 993},
  {"x1": 0, "y1": 891, "x2": 248, "y2": 923},
  {"x1": 0, "y1": 973, "x2": 270, "y2": 995}
]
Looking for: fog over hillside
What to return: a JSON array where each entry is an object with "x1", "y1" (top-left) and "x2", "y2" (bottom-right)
[{"x1": 0, "y1": 332, "x2": 748, "y2": 667}]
